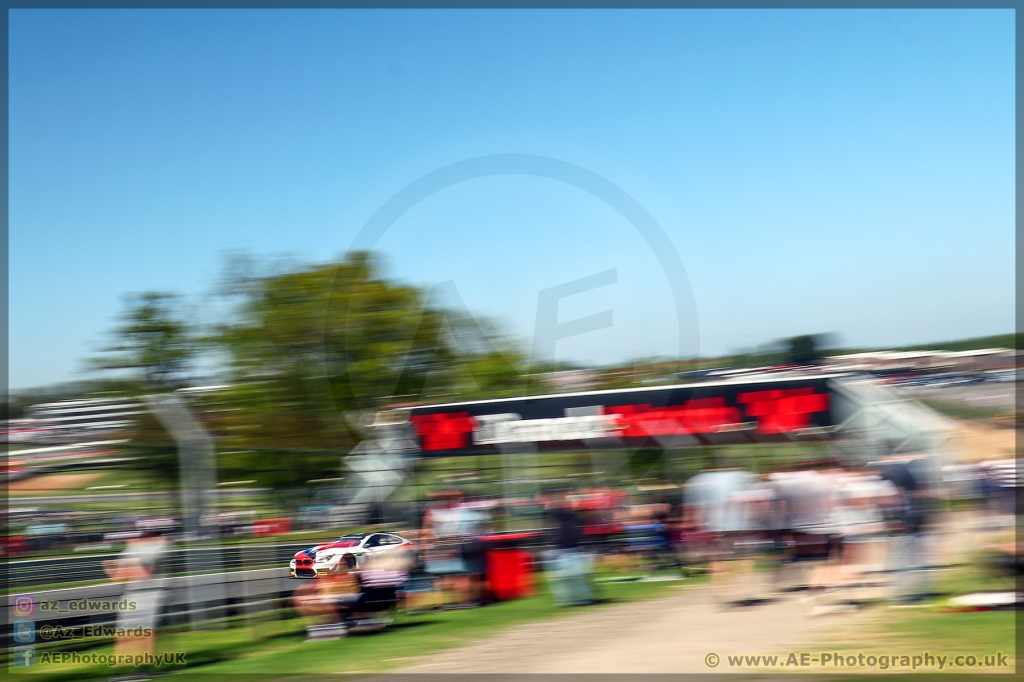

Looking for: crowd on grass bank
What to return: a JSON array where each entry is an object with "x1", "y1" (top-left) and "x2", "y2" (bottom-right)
[{"x1": 288, "y1": 456, "x2": 1018, "y2": 640}]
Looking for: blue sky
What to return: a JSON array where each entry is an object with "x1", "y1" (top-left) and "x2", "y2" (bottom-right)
[{"x1": 9, "y1": 9, "x2": 1015, "y2": 390}]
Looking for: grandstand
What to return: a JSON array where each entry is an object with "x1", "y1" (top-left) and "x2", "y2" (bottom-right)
[{"x1": 21, "y1": 397, "x2": 141, "y2": 443}]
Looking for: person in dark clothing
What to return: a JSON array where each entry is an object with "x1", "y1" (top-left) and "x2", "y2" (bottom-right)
[
  {"x1": 549, "y1": 503, "x2": 583, "y2": 550},
  {"x1": 459, "y1": 537, "x2": 485, "y2": 604},
  {"x1": 653, "y1": 510, "x2": 675, "y2": 569},
  {"x1": 875, "y1": 458, "x2": 933, "y2": 603},
  {"x1": 544, "y1": 492, "x2": 593, "y2": 606}
]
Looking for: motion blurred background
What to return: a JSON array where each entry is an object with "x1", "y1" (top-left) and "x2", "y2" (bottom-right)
[{"x1": 5, "y1": 8, "x2": 1016, "y2": 679}]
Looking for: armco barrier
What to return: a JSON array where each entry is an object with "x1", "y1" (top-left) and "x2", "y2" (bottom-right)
[
  {"x1": 3, "y1": 567, "x2": 296, "y2": 650},
  {"x1": 7, "y1": 543, "x2": 311, "y2": 590}
]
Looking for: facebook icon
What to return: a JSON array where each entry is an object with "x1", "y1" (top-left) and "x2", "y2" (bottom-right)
[
  {"x1": 13, "y1": 620, "x2": 35, "y2": 643},
  {"x1": 13, "y1": 646, "x2": 35, "y2": 668}
]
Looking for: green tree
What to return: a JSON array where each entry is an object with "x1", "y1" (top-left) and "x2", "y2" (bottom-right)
[
  {"x1": 323, "y1": 252, "x2": 458, "y2": 412},
  {"x1": 211, "y1": 252, "x2": 455, "y2": 447},
  {"x1": 87, "y1": 253, "x2": 537, "y2": 495},
  {"x1": 787, "y1": 334, "x2": 824, "y2": 366},
  {"x1": 90, "y1": 292, "x2": 196, "y2": 391},
  {"x1": 207, "y1": 252, "x2": 540, "y2": 491}
]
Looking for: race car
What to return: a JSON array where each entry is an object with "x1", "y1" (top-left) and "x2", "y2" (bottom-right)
[{"x1": 289, "y1": 532, "x2": 410, "y2": 578}]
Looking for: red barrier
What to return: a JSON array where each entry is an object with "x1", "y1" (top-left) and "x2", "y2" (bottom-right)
[
  {"x1": 2, "y1": 535, "x2": 26, "y2": 557},
  {"x1": 252, "y1": 518, "x2": 291, "y2": 538},
  {"x1": 486, "y1": 548, "x2": 533, "y2": 601}
]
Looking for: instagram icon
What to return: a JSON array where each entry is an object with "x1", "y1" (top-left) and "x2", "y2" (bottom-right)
[{"x1": 13, "y1": 595, "x2": 34, "y2": 617}]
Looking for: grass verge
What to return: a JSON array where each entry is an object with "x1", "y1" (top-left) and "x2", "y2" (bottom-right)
[{"x1": 8, "y1": 571, "x2": 692, "y2": 680}]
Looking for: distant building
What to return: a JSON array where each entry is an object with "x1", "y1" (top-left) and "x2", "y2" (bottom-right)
[
  {"x1": 824, "y1": 348, "x2": 1016, "y2": 375},
  {"x1": 22, "y1": 397, "x2": 142, "y2": 443},
  {"x1": 543, "y1": 369, "x2": 598, "y2": 392}
]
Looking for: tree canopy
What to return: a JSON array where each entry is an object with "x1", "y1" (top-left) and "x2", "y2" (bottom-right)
[
  {"x1": 89, "y1": 291, "x2": 196, "y2": 391},
  {"x1": 87, "y1": 251, "x2": 537, "y2": 491}
]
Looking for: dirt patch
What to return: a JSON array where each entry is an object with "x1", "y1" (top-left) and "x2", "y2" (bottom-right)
[
  {"x1": 397, "y1": 585, "x2": 850, "y2": 674},
  {"x1": 946, "y1": 421, "x2": 1016, "y2": 463},
  {"x1": 396, "y1": 516, "x2": 993, "y2": 674},
  {"x1": 9, "y1": 473, "x2": 103, "y2": 494}
]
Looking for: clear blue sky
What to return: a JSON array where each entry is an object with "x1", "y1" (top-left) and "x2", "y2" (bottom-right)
[{"x1": 10, "y1": 9, "x2": 1015, "y2": 390}]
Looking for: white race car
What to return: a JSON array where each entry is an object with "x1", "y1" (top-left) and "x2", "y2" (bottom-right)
[{"x1": 289, "y1": 532, "x2": 410, "y2": 578}]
